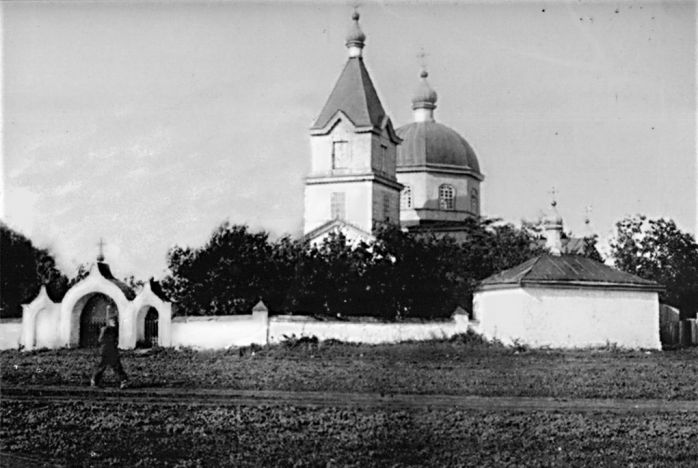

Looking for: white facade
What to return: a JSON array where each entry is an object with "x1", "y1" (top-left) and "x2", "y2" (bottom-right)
[
  {"x1": 304, "y1": 116, "x2": 401, "y2": 236},
  {"x1": 397, "y1": 171, "x2": 480, "y2": 225},
  {"x1": 473, "y1": 286, "x2": 661, "y2": 349},
  {"x1": 17, "y1": 264, "x2": 173, "y2": 351}
]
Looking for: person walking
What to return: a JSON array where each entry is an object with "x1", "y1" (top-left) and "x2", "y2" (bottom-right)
[{"x1": 90, "y1": 305, "x2": 128, "y2": 389}]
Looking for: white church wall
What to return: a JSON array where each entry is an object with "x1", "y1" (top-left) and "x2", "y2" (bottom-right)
[
  {"x1": 304, "y1": 180, "x2": 374, "y2": 233},
  {"x1": 372, "y1": 183, "x2": 400, "y2": 224},
  {"x1": 397, "y1": 171, "x2": 480, "y2": 224},
  {"x1": 0, "y1": 319, "x2": 22, "y2": 350},
  {"x1": 370, "y1": 131, "x2": 397, "y2": 177},
  {"x1": 308, "y1": 119, "x2": 372, "y2": 176},
  {"x1": 424, "y1": 172, "x2": 473, "y2": 217},
  {"x1": 473, "y1": 287, "x2": 661, "y2": 349},
  {"x1": 396, "y1": 171, "x2": 428, "y2": 224}
]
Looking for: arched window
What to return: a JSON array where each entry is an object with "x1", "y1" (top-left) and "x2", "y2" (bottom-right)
[
  {"x1": 470, "y1": 188, "x2": 479, "y2": 214},
  {"x1": 400, "y1": 186, "x2": 412, "y2": 209},
  {"x1": 439, "y1": 184, "x2": 455, "y2": 210}
]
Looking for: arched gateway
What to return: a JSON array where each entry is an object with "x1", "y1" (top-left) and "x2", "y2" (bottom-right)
[
  {"x1": 20, "y1": 255, "x2": 172, "y2": 351},
  {"x1": 79, "y1": 294, "x2": 117, "y2": 348}
]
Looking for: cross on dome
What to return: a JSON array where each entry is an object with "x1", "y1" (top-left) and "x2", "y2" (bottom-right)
[
  {"x1": 412, "y1": 65, "x2": 438, "y2": 122},
  {"x1": 345, "y1": 10, "x2": 366, "y2": 57}
]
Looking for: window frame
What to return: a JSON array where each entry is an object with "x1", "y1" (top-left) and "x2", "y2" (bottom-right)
[
  {"x1": 401, "y1": 185, "x2": 412, "y2": 210},
  {"x1": 330, "y1": 192, "x2": 346, "y2": 220},
  {"x1": 438, "y1": 184, "x2": 456, "y2": 210},
  {"x1": 331, "y1": 140, "x2": 350, "y2": 169}
]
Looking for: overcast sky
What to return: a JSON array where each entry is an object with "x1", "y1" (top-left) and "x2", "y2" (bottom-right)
[{"x1": 2, "y1": 0, "x2": 696, "y2": 280}]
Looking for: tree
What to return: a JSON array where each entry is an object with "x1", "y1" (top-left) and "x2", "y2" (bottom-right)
[
  {"x1": 161, "y1": 218, "x2": 545, "y2": 319},
  {"x1": 67, "y1": 263, "x2": 90, "y2": 288},
  {"x1": 0, "y1": 223, "x2": 69, "y2": 317},
  {"x1": 610, "y1": 216, "x2": 698, "y2": 318},
  {"x1": 161, "y1": 223, "x2": 301, "y2": 315},
  {"x1": 581, "y1": 234, "x2": 604, "y2": 262},
  {"x1": 123, "y1": 275, "x2": 145, "y2": 292}
]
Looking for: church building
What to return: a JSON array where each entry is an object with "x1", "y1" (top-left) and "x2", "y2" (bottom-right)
[
  {"x1": 396, "y1": 70, "x2": 484, "y2": 229},
  {"x1": 303, "y1": 12, "x2": 484, "y2": 244},
  {"x1": 473, "y1": 202, "x2": 663, "y2": 349}
]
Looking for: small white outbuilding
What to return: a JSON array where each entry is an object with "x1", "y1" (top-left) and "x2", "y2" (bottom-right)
[{"x1": 472, "y1": 203, "x2": 663, "y2": 350}]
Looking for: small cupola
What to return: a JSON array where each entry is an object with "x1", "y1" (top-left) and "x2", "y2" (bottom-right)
[
  {"x1": 412, "y1": 69, "x2": 438, "y2": 123},
  {"x1": 345, "y1": 11, "x2": 366, "y2": 58},
  {"x1": 543, "y1": 199, "x2": 564, "y2": 256}
]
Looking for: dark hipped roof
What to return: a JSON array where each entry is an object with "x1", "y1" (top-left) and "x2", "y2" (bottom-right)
[
  {"x1": 477, "y1": 254, "x2": 663, "y2": 292},
  {"x1": 311, "y1": 57, "x2": 386, "y2": 131}
]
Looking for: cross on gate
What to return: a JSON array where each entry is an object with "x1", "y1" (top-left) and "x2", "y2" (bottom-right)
[{"x1": 97, "y1": 238, "x2": 105, "y2": 262}]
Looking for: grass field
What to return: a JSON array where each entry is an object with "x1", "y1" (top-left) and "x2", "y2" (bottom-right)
[
  {"x1": 2, "y1": 335, "x2": 698, "y2": 399},
  {"x1": 2, "y1": 337, "x2": 698, "y2": 466},
  {"x1": 2, "y1": 399, "x2": 698, "y2": 467}
]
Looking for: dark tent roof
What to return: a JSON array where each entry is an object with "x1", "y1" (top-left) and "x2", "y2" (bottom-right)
[
  {"x1": 477, "y1": 254, "x2": 663, "y2": 292},
  {"x1": 311, "y1": 57, "x2": 387, "y2": 131}
]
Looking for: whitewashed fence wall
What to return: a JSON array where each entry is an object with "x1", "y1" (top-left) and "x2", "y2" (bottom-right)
[
  {"x1": 0, "y1": 319, "x2": 22, "y2": 350},
  {"x1": 169, "y1": 311, "x2": 469, "y2": 350}
]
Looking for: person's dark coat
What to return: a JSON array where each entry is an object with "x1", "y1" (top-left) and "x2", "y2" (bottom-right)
[{"x1": 98, "y1": 325, "x2": 119, "y2": 361}]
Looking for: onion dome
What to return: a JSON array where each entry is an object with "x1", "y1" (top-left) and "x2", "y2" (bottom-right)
[
  {"x1": 412, "y1": 70, "x2": 438, "y2": 110},
  {"x1": 543, "y1": 200, "x2": 564, "y2": 227},
  {"x1": 397, "y1": 69, "x2": 482, "y2": 176},
  {"x1": 397, "y1": 122, "x2": 482, "y2": 175},
  {"x1": 542, "y1": 199, "x2": 564, "y2": 256},
  {"x1": 345, "y1": 11, "x2": 366, "y2": 57}
]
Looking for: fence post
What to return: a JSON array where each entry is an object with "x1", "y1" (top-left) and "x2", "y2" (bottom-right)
[{"x1": 252, "y1": 300, "x2": 269, "y2": 345}]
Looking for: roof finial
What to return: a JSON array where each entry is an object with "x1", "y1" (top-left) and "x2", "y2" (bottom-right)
[
  {"x1": 412, "y1": 51, "x2": 437, "y2": 121},
  {"x1": 346, "y1": 8, "x2": 366, "y2": 58},
  {"x1": 543, "y1": 189, "x2": 563, "y2": 256},
  {"x1": 97, "y1": 238, "x2": 105, "y2": 262},
  {"x1": 549, "y1": 186, "x2": 558, "y2": 207},
  {"x1": 417, "y1": 48, "x2": 428, "y2": 72}
]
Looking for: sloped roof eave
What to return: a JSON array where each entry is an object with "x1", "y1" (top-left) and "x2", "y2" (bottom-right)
[
  {"x1": 311, "y1": 57, "x2": 387, "y2": 131},
  {"x1": 476, "y1": 280, "x2": 664, "y2": 294},
  {"x1": 476, "y1": 254, "x2": 663, "y2": 293},
  {"x1": 302, "y1": 219, "x2": 374, "y2": 244},
  {"x1": 309, "y1": 112, "x2": 401, "y2": 144}
]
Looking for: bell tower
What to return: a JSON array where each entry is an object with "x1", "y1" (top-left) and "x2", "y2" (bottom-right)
[{"x1": 303, "y1": 11, "x2": 402, "y2": 238}]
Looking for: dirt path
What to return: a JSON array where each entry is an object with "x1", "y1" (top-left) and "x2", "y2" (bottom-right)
[{"x1": 2, "y1": 385, "x2": 697, "y2": 413}]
